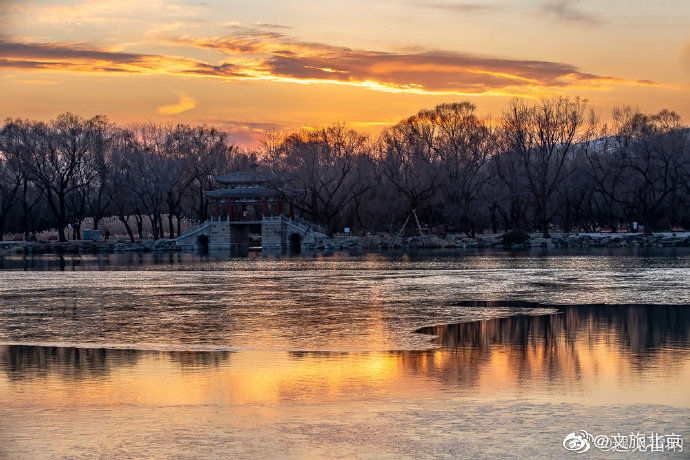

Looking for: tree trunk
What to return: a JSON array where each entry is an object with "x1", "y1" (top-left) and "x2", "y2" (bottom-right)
[
  {"x1": 510, "y1": 199, "x2": 523, "y2": 231},
  {"x1": 150, "y1": 215, "x2": 157, "y2": 240},
  {"x1": 118, "y1": 215, "x2": 136, "y2": 243},
  {"x1": 135, "y1": 215, "x2": 143, "y2": 239},
  {"x1": 57, "y1": 193, "x2": 67, "y2": 242},
  {"x1": 22, "y1": 180, "x2": 30, "y2": 241},
  {"x1": 197, "y1": 184, "x2": 206, "y2": 222},
  {"x1": 538, "y1": 204, "x2": 550, "y2": 238}
]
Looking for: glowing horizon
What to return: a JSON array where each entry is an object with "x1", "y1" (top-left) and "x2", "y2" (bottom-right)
[{"x1": 1, "y1": 0, "x2": 689, "y2": 144}]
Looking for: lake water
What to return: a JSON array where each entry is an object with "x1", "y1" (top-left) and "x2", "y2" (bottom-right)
[{"x1": 0, "y1": 249, "x2": 689, "y2": 458}]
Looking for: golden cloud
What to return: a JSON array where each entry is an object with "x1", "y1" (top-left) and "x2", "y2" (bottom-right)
[
  {"x1": 0, "y1": 33, "x2": 669, "y2": 97},
  {"x1": 153, "y1": 31, "x2": 670, "y2": 95},
  {"x1": 157, "y1": 94, "x2": 196, "y2": 115}
]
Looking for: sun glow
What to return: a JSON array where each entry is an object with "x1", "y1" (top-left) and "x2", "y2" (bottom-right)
[{"x1": 0, "y1": 0, "x2": 687, "y2": 144}]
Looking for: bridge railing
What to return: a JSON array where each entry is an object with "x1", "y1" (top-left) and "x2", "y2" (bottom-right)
[
  {"x1": 205, "y1": 216, "x2": 262, "y2": 223},
  {"x1": 175, "y1": 221, "x2": 213, "y2": 243},
  {"x1": 262, "y1": 215, "x2": 327, "y2": 235}
]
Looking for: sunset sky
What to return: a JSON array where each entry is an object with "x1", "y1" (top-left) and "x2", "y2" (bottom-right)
[{"x1": 1, "y1": 0, "x2": 689, "y2": 144}]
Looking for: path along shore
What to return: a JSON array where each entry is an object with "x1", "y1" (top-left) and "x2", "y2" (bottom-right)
[{"x1": 1, "y1": 231, "x2": 689, "y2": 254}]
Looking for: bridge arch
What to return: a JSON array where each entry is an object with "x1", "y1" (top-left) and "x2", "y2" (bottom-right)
[
  {"x1": 196, "y1": 234, "x2": 209, "y2": 252},
  {"x1": 288, "y1": 232, "x2": 301, "y2": 253}
]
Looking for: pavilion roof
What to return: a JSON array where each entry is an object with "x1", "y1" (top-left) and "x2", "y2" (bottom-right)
[
  {"x1": 215, "y1": 165, "x2": 280, "y2": 185},
  {"x1": 204, "y1": 186, "x2": 304, "y2": 200}
]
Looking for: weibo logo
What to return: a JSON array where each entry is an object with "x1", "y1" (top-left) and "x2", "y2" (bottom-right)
[{"x1": 563, "y1": 432, "x2": 591, "y2": 453}]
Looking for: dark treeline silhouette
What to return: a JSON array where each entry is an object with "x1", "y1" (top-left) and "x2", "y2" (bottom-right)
[{"x1": 1, "y1": 97, "x2": 688, "y2": 242}]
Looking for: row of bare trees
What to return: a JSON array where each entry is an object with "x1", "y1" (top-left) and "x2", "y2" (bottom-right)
[
  {"x1": 1, "y1": 97, "x2": 689, "y2": 241},
  {"x1": 0, "y1": 114, "x2": 242, "y2": 241},
  {"x1": 261, "y1": 98, "x2": 689, "y2": 237}
]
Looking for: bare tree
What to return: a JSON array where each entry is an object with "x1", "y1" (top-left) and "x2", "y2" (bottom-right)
[
  {"x1": 378, "y1": 116, "x2": 442, "y2": 225},
  {"x1": 0, "y1": 129, "x2": 23, "y2": 240},
  {"x1": 11, "y1": 114, "x2": 105, "y2": 241},
  {"x1": 0, "y1": 100, "x2": 687, "y2": 241},
  {"x1": 614, "y1": 108, "x2": 689, "y2": 234},
  {"x1": 281, "y1": 124, "x2": 375, "y2": 234},
  {"x1": 87, "y1": 117, "x2": 117, "y2": 231},
  {"x1": 257, "y1": 129, "x2": 286, "y2": 170},
  {"x1": 110, "y1": 129, "x2": 139, "y2": 242},
  {"x1": 179, "y1": 125, "x2": 235, "y2": 223},
  {"x1": 500, "y1": 97, "x2": 593, "y2": 237},
  {"x1": 414, "y1": 103, "x2": 495, "y2": 235},
  {"x1": 582, "y1": 125, "x2": 628, "y2": 232}
]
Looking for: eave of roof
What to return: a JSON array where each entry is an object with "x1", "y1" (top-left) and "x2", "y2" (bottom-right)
[
  {"x1": 214, "y1": 170, "x2": 280, "y2": 185},
  {"x1": 204, "y1": 186, "x2": 304, "y2": 199}
]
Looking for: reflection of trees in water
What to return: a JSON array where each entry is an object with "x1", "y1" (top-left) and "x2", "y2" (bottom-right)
[
  {"x1": 0, "y1": 253, "x2": 193, "y2": 271},
  {"x1": 167, "y1": 350, "x2": 232, "y2": 369},
  {"x1": 397, "y1": 347, "x2": 490, "y2": 387},
  {"x1": 0, "y1": 345, "x2": 140, "y2": 381},
  {"x1": 408, "y1": 304, "x2": 690, "y2": 386},
  {"x1": 418, "y1": 304, "x2": 689, "y2": 352},
  {"x1": 0, "y1": 345, "x2": 232, "y2": 381},
  {"x1": 2, "y1": 305, "x2": 687, "y2": 390}
]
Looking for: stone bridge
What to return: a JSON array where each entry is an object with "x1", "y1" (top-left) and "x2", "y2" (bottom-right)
[{"x1": 175, "y1": 215, "x2": 327, "y2": 251}]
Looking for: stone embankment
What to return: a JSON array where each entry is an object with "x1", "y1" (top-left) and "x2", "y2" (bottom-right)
[
  {"x1": 290, "y1": 231, "x2": 690, "y2": 251},
  {"x1": 350, "y1": 232, "x2": 690, "y2": 249},
  {"x1": 355, "y1": 231, "x2": 690, "y2": 250},
  {"x1": 1, "y1": 232, "x2": 688, "y2": 254},
  {"x1": 0, "y1": 239, "x2": 180, "y2": 255}
]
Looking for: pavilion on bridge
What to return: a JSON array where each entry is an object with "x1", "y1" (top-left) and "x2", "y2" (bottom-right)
[
  {"x1": 203, "y1": 163, "x2": 302, "y2": 222},
  {"x1": 176, "y1": 164, "x2": 324, "y2": 251}
]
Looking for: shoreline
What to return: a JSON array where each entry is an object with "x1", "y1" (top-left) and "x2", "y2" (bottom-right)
[{"x1": 1, "y1": 231, "x2": 689, "y2": 255}]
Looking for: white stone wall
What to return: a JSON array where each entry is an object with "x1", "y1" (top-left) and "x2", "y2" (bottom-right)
[
  {"x1": 261, "y1": 220, "x2": 287, "y2": 249},
  {"x1": 177, "y1": 218, "x2": 321, "y2": 250}
]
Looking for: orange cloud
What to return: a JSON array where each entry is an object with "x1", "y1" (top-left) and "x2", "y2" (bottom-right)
[
  {"x1": 0, "y1": 34, "x2": 670, "y2": 97},
  {"x1": 159, "y1": 31, "x2": 668, "y2": 95},
  {"x1": 157, "y1": 94, "x2": 196, "y2": 115},
  {"x1": 0, "y1": 38, "x2": 247, "y2": 77}
]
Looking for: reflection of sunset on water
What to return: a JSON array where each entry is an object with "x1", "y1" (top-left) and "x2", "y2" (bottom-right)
[{"x1": 2, "y1": 305, "x2": 688, "y2": 409}]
